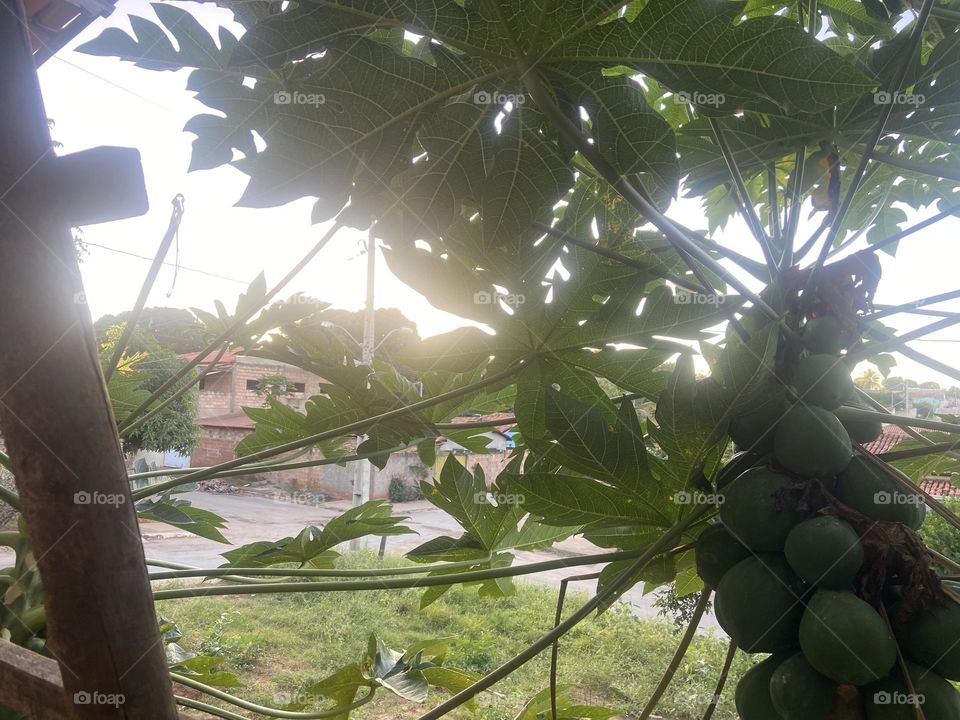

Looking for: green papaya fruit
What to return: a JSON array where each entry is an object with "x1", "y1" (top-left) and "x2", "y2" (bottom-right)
[
  {"x1": 729, "y1": 392, "x2": 787, "y2": 455},
  {"x1": 735, "y1": 654, "x2": 784, "y2": 720},
  {"x1": 863, "y1": 661, "x2": 960, "y2": 719},
  {"x1": 720, "y1": 467, "x2": 805, "y2": 551},
  {"x1": 716, "y1": 554, "x2": 803, "y2": 653},
  {"x1": 835, "y1": 458, "x2": 925, "y2": 529},
  {"x1": 695, "y1": 523, "x2": 751, "y2": 588},
  {"x1": 785, "y1": 516, "x2": 863, "y2": 589},
  {"x1": 799, "y1": 590, "x2": 896, "y2": 685},
  {"x1": 803, "y1": 316, "x2": 850, "y2": 355},
  {"x1": 715, "y1": 451, "x2": 764, "y2": 491},
  {"x1": 794, "y1": 354, "x2": 855, "y2": 411},
  {"x1": 769, "y1": 651, "x2": 837, "y2": 720},
  {"x1": 891, "y1": 592, "x2": 960, "y2": 680},
  {"x1": 774, "y1": 405, "x2": 853, "y2": 477}
]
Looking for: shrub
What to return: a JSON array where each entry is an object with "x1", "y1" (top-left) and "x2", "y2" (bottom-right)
[
  {"x1": 919, "y1": 496, "x2": 960, "y2": 564},
  {"x1": 389, "y1": 475, "x2": 424, "y2": 503}
]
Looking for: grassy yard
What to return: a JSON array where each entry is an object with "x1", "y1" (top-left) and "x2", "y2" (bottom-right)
[{"x1": 159, "y1": 552, "x2": 755, "y2": 720}]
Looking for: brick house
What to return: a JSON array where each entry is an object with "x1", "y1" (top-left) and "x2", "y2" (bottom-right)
[
  {"x1": 183, "y1": 350, "x2": 325, "y2": 419},
  {"x1": 185, "y1": 351, "x2": 516, "y2": 499}
]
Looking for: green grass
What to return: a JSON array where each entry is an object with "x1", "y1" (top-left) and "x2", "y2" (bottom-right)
[{"x1": 159, "y1": 552, "x2": 754, "y2": 720}]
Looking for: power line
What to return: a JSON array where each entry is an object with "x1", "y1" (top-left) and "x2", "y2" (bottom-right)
[{"x1": 83, "y1": 241, "x2": 250, "y2": 285}]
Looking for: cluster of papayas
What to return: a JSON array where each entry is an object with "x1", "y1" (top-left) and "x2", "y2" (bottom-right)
[{"x1": 694, "y1": 312, "x2": 959, "y2": 718}]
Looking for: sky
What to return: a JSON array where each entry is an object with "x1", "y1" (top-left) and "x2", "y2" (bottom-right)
[{"x1": 34, "y1": 0, "x2": 960, "y2": 386}]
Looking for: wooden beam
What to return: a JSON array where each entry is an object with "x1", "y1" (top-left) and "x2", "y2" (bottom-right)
[
  {"x1": 0, "y1": 642, "x2": 193, "y2": 720},
  {"x1": 0, "y1": 640, "x2": 68, "y2": 718},
  {"x1": 0, "y1": 2, "x2": 179, "y2": 718}
]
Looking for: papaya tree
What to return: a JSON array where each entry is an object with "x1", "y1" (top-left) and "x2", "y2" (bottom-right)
[{"x1": 2, "y1": 0, "x2": 958, "y2": 717}]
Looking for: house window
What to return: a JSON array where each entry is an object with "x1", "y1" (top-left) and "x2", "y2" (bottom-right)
[
  {"x1": 246, "y1": 379, "x2": 259, "y2": 390},
  {"x1": 293, "y1": 382, "x2": 306, "y2": 393}
]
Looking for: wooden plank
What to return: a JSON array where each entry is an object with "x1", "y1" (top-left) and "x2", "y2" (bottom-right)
[
  {"x1": 0, "y1": 2, "x2": 180, "y2": 718},
  {"x1": 0, "y1": 642, "x2": 196, "y2": 720},
  {"x1": 0, "y1": 640, "x2": 68, "y2": 719}
]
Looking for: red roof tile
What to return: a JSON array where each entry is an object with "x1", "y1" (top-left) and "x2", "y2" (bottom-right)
[
  {"x1": 863, "y1": 425, "x2": 909, "y2": 455},
  {"x1": 178, "y1": 350, "x2": 241, "y2": 368},
  {"x1": 920, "y1": 478, "x2": 960, "y2": 499}
]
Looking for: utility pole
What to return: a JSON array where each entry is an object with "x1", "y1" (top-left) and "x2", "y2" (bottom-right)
[{"x1": 351, "y1": 231, "x2": 377, "y2": 550}]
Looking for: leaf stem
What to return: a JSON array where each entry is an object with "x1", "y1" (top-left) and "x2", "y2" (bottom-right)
[
  {"x1": 854, "y1": 444, "x2": 960, "y2": 533},
  {"x1": 534, "y1": 222, "x2": 709, "y2": 294},
  {"x1": 148, "y1": 555, "x2": 495, "y2": 581},
  {"x1": 639, "y1": 589, "x2": 712, "y2": 720},
  {"x1": 879, "y1": 440, "x2": 960, "y2": 462},
  {"x1": 768, "y1": 163, "x2": 781, "y2": 244},
  {"x1": 549, "y1": 570, "x2": 601, "y2": 720},
  {"x1": 0, "y1": 482, "x2": 19, "y2": 511},
  {"x1": 118, "y1": 221, "x2": 344, "y2": 433},
  {"x1": 152, "y1": 545, "x2": 684, "y2": 600},
  {"x1": 804, "y1": 0, "x2": 936, "y2": 298},
  {"x1": 175, "y1": 696, "x2": 247, "y2": 720},
  {"x1": 700, "y1": 642, "x2": 737, "y2": 720},
  {"x1": 863, "y1": 146, "x2": 960, "y2": 184},
  {"x1": 171, "y1": 673, "x2": 376, "y2": 719},
  {"x1": 836, "y1": 405, "x2": 960, "y2": 435},
  {"x1": 140, "y1": 358, "x2": 526, "y2": 493},
  {"x1": 121, "y1": 342, "x2": 228, "y2": 438},
  {"x1": 131, "y1": 444, "x2": 418, "y2": 500},
  {"x1": 103, "y1": 195, "x2": 184, "y2": 384},
  {"x1": 415, "y1": 504, "x2": 713, "y2": 719},
  {"x1": 853, "y1": 387, "x2": 960, "y2": 465},
  {"x1": 848, "y1": 315, "x2": 960, "y2": 360},
  {"x1": 868, "y1": 288, "x2": 960, "y2": 320},
  {"x1": 707, "y1": 117, "x2": 776, "y2": 274},
  {"x1": 520, "y1": 69, "x2": 796, "y2": 341}
]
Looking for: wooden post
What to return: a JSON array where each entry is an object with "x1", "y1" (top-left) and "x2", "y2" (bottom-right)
[{"x1": 0, "y1": 2, "x2": 179, "y2": 717}]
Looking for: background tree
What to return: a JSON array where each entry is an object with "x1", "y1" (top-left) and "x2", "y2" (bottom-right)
[
  {"x1": 254, "y1": 374, "x2": 297, "y2": 402},
  {"x1": 95, "y1": 307, "x2": 206, "y2": 354},
  {"x1": 854, "y1": 368, "x2": 883, "y2": 392},
  {"x1": 98, "y1": 324, "x2": 199, "y2": 457}
]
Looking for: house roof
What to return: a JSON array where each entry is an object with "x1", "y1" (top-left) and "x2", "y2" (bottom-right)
[
  {"x1": 179, "y1": 350, "x2": 242, "y2": 369},
  {"x1": 862, "y1": 424, "x2": 909, "y2": 455},
  {"x1": 197, "y1": 412, "x2": 255, "y2": 430},
  {"x1": 26, "y1": 0, "x2": 117, "y2": 65},
  {"x1": 919, "y1": 478, "x2": 960, "y2": 499}
]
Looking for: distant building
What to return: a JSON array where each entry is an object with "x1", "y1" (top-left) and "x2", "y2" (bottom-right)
[
  {"x1": 183, "y1": 351, "x2": 515, "y2": 499},
  {"x1": 182, "y1": 350, "x2": 324, "y2": 419}
]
